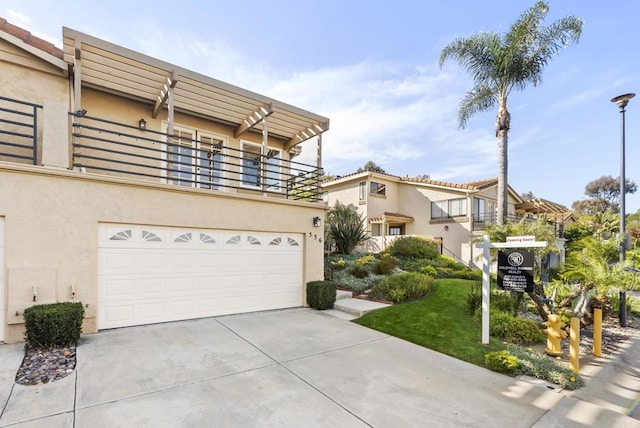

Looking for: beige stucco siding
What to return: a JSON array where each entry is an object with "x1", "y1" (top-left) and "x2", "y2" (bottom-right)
[
  {"x1": 0, "y1": 45, "x2": 69, "y2": 164},
  {"x1": 0, "y1": 164, "x2": 325, "y2": 343}
]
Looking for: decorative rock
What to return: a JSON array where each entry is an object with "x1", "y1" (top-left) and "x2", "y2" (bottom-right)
[{"x1": 15, "y1": 345, "x2": 77, "y2": 385}]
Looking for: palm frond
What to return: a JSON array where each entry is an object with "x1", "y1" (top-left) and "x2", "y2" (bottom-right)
[{"x1": 458, "y1": 85, "x2": 496, "y2": 129}]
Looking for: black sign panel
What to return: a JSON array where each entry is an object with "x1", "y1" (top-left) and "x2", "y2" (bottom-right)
[{"x1": 497, "y1": 250, "x2": 534, "y2": 292}]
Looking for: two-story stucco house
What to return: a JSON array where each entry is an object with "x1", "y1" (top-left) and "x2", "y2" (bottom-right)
[
  {"x1": 0, "y1": 19, "x2": 329, "y2": 343},
  {"x1": 322, "y1": 171, "x2": 572, "y2": 268}
]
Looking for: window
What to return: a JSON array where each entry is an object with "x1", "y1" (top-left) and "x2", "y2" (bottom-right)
[
  {"x1": 371, "y1": 224, "x2": 382, "y2": 236},
  {"x1": 169, "y1": 128, "x2": 195, "y2": 187},
  {"x1": 166, "y1": 125, "x2": 225, "y2": 189},
  {"x1": 242, "y1": 143, "x2": 261, "y2": 187},
  {"x1": 388, "y1": 225, "x2": 404, "y2": 236},
  {"x1": 359, "y1": 182, "x2": 366, "y2": 201},
  {"x1": 431, "y1": 198, "x2": 468, "y2": 219},
  {"x1": 473, "y1": 198, "x2": 496, "y2": 222},
  {"x1": 241, "y1": 142, "x2": 281, "y2": 190},
  {"x1": 370, "y1": 181, "x2": 386, "y2": 196},
  {"x1": 198, "y1": 135, "x2": 224, "y2": 190}
]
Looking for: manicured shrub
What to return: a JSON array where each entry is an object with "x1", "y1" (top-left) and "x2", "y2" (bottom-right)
[
  {"x1": 486, "y1": 310, "x2": 545, "y2": 345},
  {"x1": 485, "y1": 350, "x2": 519, "y2": 373},
  {"x1": 372, "y1": 254, "x2": 399, "y2": 275},
  {"x1": 388, "y1": 237, "x2": 439, "y2": 260},
  {"x1": 306, "y1": 281, "x2": 337, "y2": 310},
  {"x1": 370, "y1": 272, "x2": 433, "y2": 303},
  {"x1": 23, "y1": 302, "x2": 84, "y2": 348}
]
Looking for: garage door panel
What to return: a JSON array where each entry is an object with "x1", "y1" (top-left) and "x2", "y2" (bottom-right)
[
  {"x1": 137, "y1": 301, "x2": 167, "y2": 320},
  {"x1": 101, "y1": 278, "x2": 136, "y2": 299},
  {"x1": 136, "y1": 252, "x2": 168, "y2": 269},
  {"x1": 101, "y1": 251, "x2": 136, "y2": 271},
  {"x1": 99, "y1": 225, "x2": 304, "y2": 329},
  {"x1": 137, "y1": 277, "x2": 168, "y2": 295},
  {"x1": 167, "y1": 277, "x2": 195, "y2": 293},
  {"x1": 104, "y1": 305, "x2": 135, "y2": 325}
]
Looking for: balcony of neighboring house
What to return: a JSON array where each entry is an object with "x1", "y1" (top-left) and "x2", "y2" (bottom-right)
[
  {"x1": 0, "y1": 95, "x2": 323, "y2": 202},
  {"x1": 471, "y1": 211, "x2": 569, "y2": 238}
]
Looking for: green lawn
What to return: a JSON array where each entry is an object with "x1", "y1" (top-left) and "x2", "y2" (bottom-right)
[{"x1": 353, "y1": 278, "x2": 505, "y2": 366}]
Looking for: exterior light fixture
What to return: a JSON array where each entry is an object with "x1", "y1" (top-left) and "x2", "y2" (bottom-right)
[
  {"x1": 444, "y1": 225, "x2": 449, "y2": 231},
  {"x1": 611, "y1": 92, "x2": 635, "y2": 327},
  {"x1": 313, "y1": 216, "x2": 321, "y2": 227},
  {"x1": 138, "y1": 118, "x2": 147, "y2": 130}
]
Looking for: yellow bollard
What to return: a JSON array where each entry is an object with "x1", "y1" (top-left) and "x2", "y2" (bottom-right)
[
  {"x1": 543, "y1": 314, "x2": 567, "y2": 357},
  {"x1": 570, "y1": 317, "x2": 580, "y2": 374},
  {"x1": 593, "y1": 308, "x2": 602, "y2": 357}
]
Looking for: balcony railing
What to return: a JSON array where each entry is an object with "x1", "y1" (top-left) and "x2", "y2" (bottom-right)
[
  {"x1": 0, "y1": 96, "x2": 41, "y2": 165},
  {"x1": 70, "y1": 113, "x2": 322, "y2": 202}
]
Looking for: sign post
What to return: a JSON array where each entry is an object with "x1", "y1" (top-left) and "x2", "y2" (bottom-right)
[{"x1": 475, "y1": 235, "x2": 547, "y2": 344}]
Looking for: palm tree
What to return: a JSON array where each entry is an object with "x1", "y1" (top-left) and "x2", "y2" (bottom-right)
[{"x1": 439, "y1": 1, "x2": 583, "y2": 225}]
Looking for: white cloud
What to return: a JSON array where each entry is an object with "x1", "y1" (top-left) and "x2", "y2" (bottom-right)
[{"x1": 124, "y1": 27, "x2": 509, "y2": 182}]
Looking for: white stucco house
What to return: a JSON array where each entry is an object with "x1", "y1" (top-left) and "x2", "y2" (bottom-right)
[
  {"x1": 322, "y1": 171, "x2": 573, "y2": 268},
  {"x1": 0, "y1": 19, "x2": 329, "y2": 342}
]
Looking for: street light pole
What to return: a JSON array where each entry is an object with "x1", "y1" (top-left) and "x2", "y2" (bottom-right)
[{"x1": 611, "y1": 92, "x2": 635, "y2": 327}]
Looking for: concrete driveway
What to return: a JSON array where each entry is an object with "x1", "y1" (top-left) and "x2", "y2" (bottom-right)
[{"x1": 0, "y1": 308, "x2": 629, "y2": 427}]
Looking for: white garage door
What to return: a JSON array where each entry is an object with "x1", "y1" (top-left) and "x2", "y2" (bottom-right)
[{"x1": 98, "y1": 224, "x2": 304, "y2": 329}]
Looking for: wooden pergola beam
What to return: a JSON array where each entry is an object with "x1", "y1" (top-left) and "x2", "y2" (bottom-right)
[
  {"x1": 285, "y1": 121, "x2": 329, "y2": 151},
  {"x1": 152, "y1": 71, "x2": 178, "y2": 118},
  {"x1": 234, "y1": 103, "x2": 272, "y2": 138}
]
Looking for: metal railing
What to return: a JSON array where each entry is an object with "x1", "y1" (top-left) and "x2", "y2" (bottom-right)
[
  {"x1": 0, "y1": 96, "x2": 41, "y2": 165},
  {"x1": 70, "y1": 113, "x2": 322, "y2": 201}
]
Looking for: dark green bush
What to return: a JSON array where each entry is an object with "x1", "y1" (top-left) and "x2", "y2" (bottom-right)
[
  {"x1": 306, "y1": 281, "x2": 337, "y2": 310},
  {"x1": 486, "y1": 310, "x2": 545, "y2": 345},
  {"x1": 350, "y1": 264, "x2": 369, "y2": 278},
  {"x1": 23, "y1": 302, "x2": 84, "y2": 348},
  {"x1": 370, "y1": 272, "x2": 433, "y2": 303},
  {"x1": 398, "y1": 258, "x2": 429, "y2": 272},
  {"x1": 373, "y1": 253, "x2": 399, "y2": 275},
  {"x1": 388, "y1": 237, "x2": 439, "y2": 260},
  {"x1": 492, "y1": 292, "x2": 521, "y2": 315},
  {"x1": 485, "y1": 350, "x2": 520, "y2": 373}
]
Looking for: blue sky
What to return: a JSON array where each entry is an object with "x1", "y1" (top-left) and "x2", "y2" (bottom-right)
[{"x1": 3, "y1": 1, "x2": 640, "y2": 212}]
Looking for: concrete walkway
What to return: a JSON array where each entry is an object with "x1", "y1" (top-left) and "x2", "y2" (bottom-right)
[{"x1": 0, "y1": 308, "x2": 639, "y2": 427}]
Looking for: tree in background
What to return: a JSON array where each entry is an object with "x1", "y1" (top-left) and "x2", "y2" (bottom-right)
[
  {"x1": 356, "y1": 161, "x2": 386, "y2": 174},
  {"x1": 439, "y1": 1, "x2": 582, "y2": 226},
  {"x1": 520, "y1": 191, "x2": 536, "y2": 201},
  {"x1": 572, "y1": 175, "x2": 637, "y2": 215},
  {"x1": 326, "y1": 202, "x2": 369, "y2": 255}
]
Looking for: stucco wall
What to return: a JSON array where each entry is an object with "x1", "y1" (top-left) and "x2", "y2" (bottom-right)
[{"x1": 0, "y1": 164, "x2": 325, "y2": 343}]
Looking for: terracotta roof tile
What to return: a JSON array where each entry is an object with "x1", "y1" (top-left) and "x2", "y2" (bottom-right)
[
  {"x1": 384, "y1": 211, "x2": 414, "y2": 219},
  {"x1": 0, "y1": 17, "x2": 63, "y2": 59}
]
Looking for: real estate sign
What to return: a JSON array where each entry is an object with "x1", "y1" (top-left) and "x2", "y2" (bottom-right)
[{"x1": 497, "y1": 249, "x2": 534, "y2": 292}]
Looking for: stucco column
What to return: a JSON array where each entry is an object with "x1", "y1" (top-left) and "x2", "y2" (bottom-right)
[{"x1": 41, "y1": 101, "x2": 70, "y2": 169}]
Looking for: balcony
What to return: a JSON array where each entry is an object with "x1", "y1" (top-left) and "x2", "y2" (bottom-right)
[{"x1": 0, "y1": 96, "x2": 323, "y2": 202}]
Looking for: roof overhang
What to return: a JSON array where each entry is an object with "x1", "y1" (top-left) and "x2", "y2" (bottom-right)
[
  {"x1": 370, "y1": 212, "x2": 415, "y2": 224},
  {"x1": 62, "y1": 27, "x2": 329, "y2": 146},
  {"x1": 0, "y1": 27, "x2": 67, "y2": 75}
]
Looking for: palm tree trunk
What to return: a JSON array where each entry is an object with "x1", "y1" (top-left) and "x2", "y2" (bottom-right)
[{"x1": 495, "y1": 102, "x2": 510, "y2": 226}]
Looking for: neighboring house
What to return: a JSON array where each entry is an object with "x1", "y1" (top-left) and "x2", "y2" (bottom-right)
[
  {"x1": 0, "y1": 19, "x2": 329, "y2": 343},
  {"x1": 322, "y1": 171, "x2": 571, "y2": 268}
]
